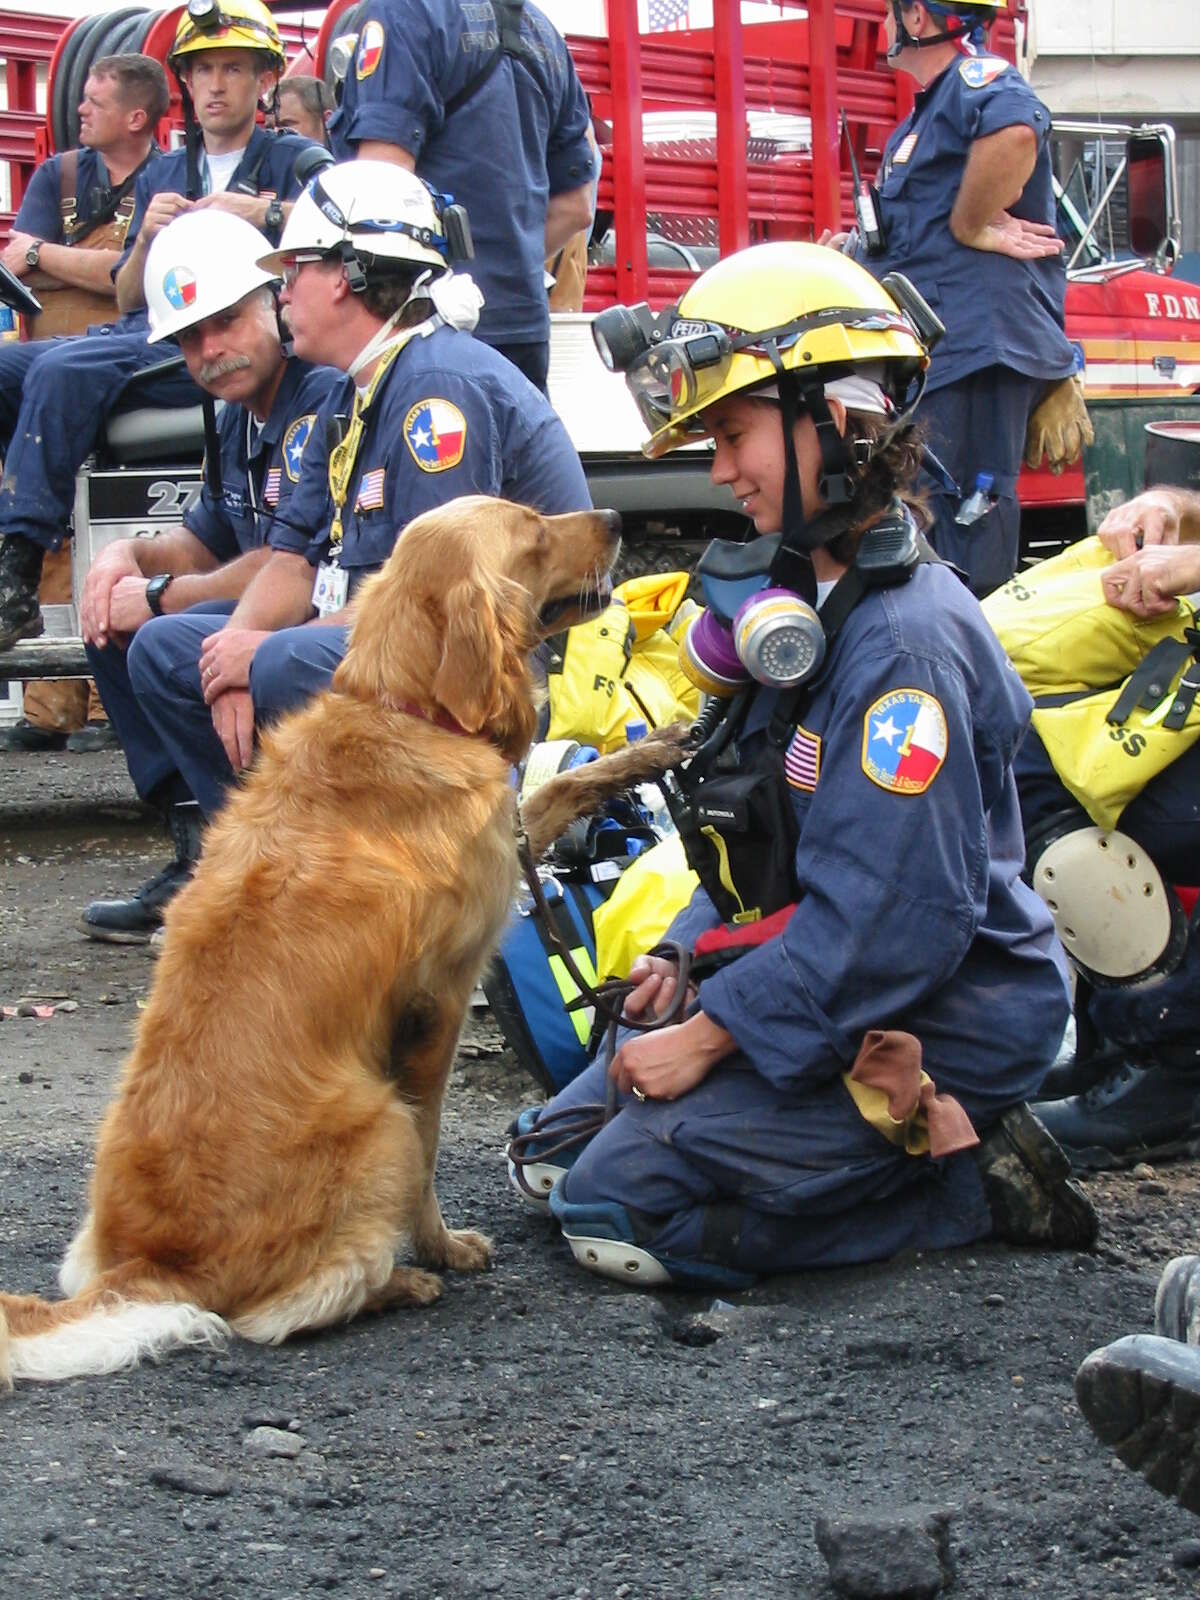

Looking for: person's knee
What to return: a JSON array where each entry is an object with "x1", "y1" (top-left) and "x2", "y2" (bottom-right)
[{"x1": 128, "y1": 616, "x2": 189, "y2": 696}]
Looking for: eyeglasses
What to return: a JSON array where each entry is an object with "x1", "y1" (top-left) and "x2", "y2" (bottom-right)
[{"x1": 279, "y1": 252, "x2": 328, "y2": 289}]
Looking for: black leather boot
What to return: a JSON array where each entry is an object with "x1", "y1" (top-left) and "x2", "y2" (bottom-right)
[
  {"x1": 79, "y1": 800, "x2": 204, "y2": 943},
  {"x1": 0, "y1": 535, "x2": 45, "y2": 652},
  {"x1": 1032, "y1": 1059, "x2": 1200, "y2": 1170}
]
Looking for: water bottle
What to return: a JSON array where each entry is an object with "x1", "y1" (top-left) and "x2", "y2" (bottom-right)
[
  {"x1": 0, "y1": 306, "x2": 18, "y2": 343},
  {"x1": 955, "y1": 471, "x2": 994, "y2": 526}
]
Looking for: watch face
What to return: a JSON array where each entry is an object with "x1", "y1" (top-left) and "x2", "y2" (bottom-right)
[{"x1": 25, "y1": 244, "x2": 39, "y2": 266}]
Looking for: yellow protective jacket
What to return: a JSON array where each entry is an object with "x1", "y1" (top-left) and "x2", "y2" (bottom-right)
[{"x1": 982, "y1": 536, "x2": 1200, "y2": 830}]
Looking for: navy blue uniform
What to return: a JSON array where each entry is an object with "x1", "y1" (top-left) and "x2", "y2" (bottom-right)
[
  {"x1": 0, "y1": 129, "x2": 318, "y2": 554},
  {"x1": 126, "y1": 324, "x2": 591, "y2": 817},
  {"x1": 536, "y1": 558, "x2": 1071, "y2": 1286},
  {"x1": 855, "y1": 55, "x2": 1076, "y2": 594},
  {"x1": 328, "y1": 0, "x2": 593, "y2": 384},
  {"x1": 0, "y1": 148, "x2": 148, "y2": 453},
  {"x1": 86, "y1": 357, "x2": 337, "y2": 806}
]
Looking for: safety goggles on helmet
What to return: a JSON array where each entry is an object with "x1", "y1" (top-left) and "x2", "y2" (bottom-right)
[{"x1": 623, "y1": 307, "x2": 921, "y2": 440}]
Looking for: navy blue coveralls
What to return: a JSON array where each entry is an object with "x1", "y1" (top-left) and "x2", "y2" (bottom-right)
[
  {"x1": 536, "y1": 559, "x2": 1071, "y2": 1287},
  {"x1": 0, "y1": 146, "x2": 156, "y2": 453},
  {"x1": 0, "y1": 128, "x2": 318, "y2": 554},
  {"x1": 854, "y1": 55, "x2": 1075, "y2": 595},
  {"x1": 328, "y1": 0, "x2": 594, "y2": 391},
  {"x1": 126, "y1": 322, "x2": 592, "y2": 817},
  {"x1": 85, "y1": 356, "x2": 337, "y2": 806}
]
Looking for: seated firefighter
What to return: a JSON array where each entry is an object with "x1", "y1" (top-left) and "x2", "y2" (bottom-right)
[
  {"x1": 507, "y1": 242, "x2": 1096, "y2": 1291},
  {"x1": 78, "y1": 210, "x2": 339, "y2": 942},
  {"x1": 986, "y1": 483, "x2": 1200, "y2": 1168}
]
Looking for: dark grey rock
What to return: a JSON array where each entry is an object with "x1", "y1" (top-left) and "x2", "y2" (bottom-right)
[
  {"x1": 815, "y1": 1506, "x2": 955, "y2": 1598},
  {"x1": 148, "y1": 1463, "x2": 232, "y2": 1498}
]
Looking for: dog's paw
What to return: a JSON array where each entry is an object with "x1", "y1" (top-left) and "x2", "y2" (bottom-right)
[
  {"x1": 439, "y1": 1228, "x2": 493, "y2": 1274},
  {"x1": 389, "y1": 1267, "x2": 444, "y2": 1307}
]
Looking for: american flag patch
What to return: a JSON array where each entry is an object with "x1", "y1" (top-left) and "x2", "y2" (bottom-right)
[
  {"x1": 355, "y1": 467, "x2": 386, "y2": 512},
  {"x1": 263, "y1": 467, "x2": 281, "y2": 506},
  {"x1": 784, "y1": 725, "x2": 821, "y2": 792}
]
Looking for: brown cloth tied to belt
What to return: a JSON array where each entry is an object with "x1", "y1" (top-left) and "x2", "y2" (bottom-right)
[{"x1": 843, "y1": 1029, "x2": 979, "y2": 1159}]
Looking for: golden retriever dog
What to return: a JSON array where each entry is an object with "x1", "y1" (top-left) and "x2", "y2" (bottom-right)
[{"x1": 0, "y1": 495, "x2": 687, "y2": 1391}]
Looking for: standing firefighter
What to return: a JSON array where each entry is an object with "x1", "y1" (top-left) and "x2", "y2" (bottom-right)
[
  {"x1": 507, "y1": 242, "x2": 1096, "y2": 1290},
  {"x1": 833, "y1": 0, "x2": 1087, "y2": 595}
]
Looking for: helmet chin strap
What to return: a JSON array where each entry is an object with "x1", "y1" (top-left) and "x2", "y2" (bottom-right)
[
  {"x1": 887, "y1": 0, "x2": 985, "y2": 59},
  {"x1": 766, "y1": 347, "x2": 859, "y2": 598}
]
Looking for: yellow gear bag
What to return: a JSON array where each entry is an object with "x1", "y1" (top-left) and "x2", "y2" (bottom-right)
[
  {"x1": 593, "y1": 832, "x2": 700, "y2": 982},
  {"x1": 982, "y1": 536, "x2": 1200, "y2": 831},
  {"x1": 545, "y1": 570, "x2": 702, "y2": 753}
]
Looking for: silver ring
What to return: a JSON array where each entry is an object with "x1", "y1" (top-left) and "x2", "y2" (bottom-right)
[{"x1": 631, "y1": 1085, "x2": 646, "y2": 1103}]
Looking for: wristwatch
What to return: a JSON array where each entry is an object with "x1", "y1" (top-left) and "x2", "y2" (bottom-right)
[
  {"x1": 264, "y1": 199, "x2": 284, "y2": 235},
  {"x1": 24, "y1": 240, "x2": 42, "y2": 269},
  {"x1": 145, "y1": 573, "x2": 174, "y2": 616}
]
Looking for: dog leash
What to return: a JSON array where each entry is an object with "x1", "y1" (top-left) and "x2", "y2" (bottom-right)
[{"x1": 506, "y1": 828, "x2": 693, "y2": 1200}]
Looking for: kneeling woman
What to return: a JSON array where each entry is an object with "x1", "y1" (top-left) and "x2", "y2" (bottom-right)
[{"x1": 509, "y1": 242, "x2": 1095, "y2": 1289}]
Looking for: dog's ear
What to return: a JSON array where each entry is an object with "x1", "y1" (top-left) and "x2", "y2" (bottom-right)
[{"x1": 433, "y1": 576, "x2": 537, "y2": 758}]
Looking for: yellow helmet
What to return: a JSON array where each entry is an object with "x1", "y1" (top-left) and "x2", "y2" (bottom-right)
[
  {"x1": 168, "y1": 0, "x2": 286, "y2": 75},
  {"x1": 614, "y1": 242, "x2": 931, "y2": 460}
]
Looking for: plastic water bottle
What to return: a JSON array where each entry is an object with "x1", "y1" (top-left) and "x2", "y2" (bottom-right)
[
  {"x1": 0, "y1": 306, "x2": 18, "y2": 343},
  {"x1": 625, "y1": 720, "x2": 675, "y2": 839},
  {"x1": 955, "y1": 471, "x2": 994, "y2": 526}
]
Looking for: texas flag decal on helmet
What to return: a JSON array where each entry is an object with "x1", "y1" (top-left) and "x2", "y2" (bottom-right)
[
  {"x1": 404, "y1": 399, "x2": 467, "y2": 473},
  {"x1": 861, "y1": 688, "x2": 948, "y2": 795},
  {"x1": 162, "y1": 266, "x2": 197, "y2": 310}
]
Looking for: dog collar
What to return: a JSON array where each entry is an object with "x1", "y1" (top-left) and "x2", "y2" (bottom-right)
[{"x1": 396, "y1": 700, "x2": 473, "y2": 738}]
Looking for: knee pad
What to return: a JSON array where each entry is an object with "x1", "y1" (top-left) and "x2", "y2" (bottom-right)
[{"x1": 1030, "y1": 825, "x2": 1187, "y2": 986}]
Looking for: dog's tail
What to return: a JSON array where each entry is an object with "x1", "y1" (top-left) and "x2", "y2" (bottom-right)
[{"x1": 0, "y1": 1272, "x2": 229, "y2": 1392}]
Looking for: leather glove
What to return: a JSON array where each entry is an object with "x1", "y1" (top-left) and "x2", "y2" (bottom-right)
[{"x1": 1024, "y1": 373, "x2": 1095, "y2": 474}]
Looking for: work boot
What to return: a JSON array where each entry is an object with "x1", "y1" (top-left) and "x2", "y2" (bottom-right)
[
  {"x1": 1156, "y1": 1257, "x2": 1200, "y2": 1347},
  {"x1": 79, "y1": 800, "x2": 204, "y2": 943},
  {"x1": 1, "y1": 718, "x2": 67, "y2": 752},
  {"x1": 975, "y1": 1102, "x2": 1099, "y2": 1249},
  {"x1": 65, "y1": 722, "x2": 120, "y2": 754},
  {"x1": 0, "y1": 535, "x2": 45, "y2": 651},
  {"x1": 1075, "y1": 1334, "x2": 1200, "y2": 1514},
  {"x1": 1032, "y1": 1060, "x2": 1200, "y2": 1171}
]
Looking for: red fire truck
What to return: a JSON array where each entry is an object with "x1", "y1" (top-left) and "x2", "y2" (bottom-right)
[{"x1": 0, "y1": 0, "x2": 1195, "y2": 677}]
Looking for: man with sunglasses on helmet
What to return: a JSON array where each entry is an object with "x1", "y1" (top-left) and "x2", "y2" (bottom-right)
[
  {"x1": 0, "y1": 0, "x2": 323, "y2": 656},
  {"x1": 73, "y1": 211, "x2": 339, "y2": 944},
  {"x1": 118, "y1": 159, "x2": 590, "y2": 824},
  {"x1": 326, "y1": 0, "x2": 595, "y2": 394},
  {"x1": 824, "y1": 1, "x2": 1078, "y2": 597},
  {"x1": 506, "y1": 242, "x2": 1096, "y2": 1291}
]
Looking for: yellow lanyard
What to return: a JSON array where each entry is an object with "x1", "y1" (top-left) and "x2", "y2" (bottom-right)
[{"x1": 326, "y1": 335, "x2": 410, "y2": 554}]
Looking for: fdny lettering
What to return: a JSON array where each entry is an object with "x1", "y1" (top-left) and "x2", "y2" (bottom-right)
[
  {"x1": 959, "y1": 56, "x2": 1008, "y2": 89},
  {"x1": 861, "y1": 689, "x2": 948, "y2": 795},
  {"x1": 282, "y1": 414, "x2": 316, "y2": 483},
  {"x1": 1144, "y1": 292, "x2": 1200, "y2": 321}
]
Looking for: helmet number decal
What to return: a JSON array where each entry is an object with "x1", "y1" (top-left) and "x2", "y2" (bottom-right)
[
  {"x1": 404, "y1": 399, "x2": 466, "y2": 473},
  {"x1": 356, "y1": 19, "x2": 384, "y2": 80},
  {"x1": 861, "y1": 689, "x2": 947, "y2": 795}
]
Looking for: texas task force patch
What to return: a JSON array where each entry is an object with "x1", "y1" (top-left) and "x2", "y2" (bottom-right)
[
  {"x1": 356, "y1": 18, "x2": 384, "y2": 79},
  {"x1": 959, "y1": 56, "x2": 1008, "y2": 89},
  {"x1": 862, "y1": 689, "x2": 948, "y2": 795},
  {"x1": 404, "y1": 399, "x2": 467, "y2": 472},
  {"x1": 282, "y1": 413, "x2": 315, "y2": 482}
]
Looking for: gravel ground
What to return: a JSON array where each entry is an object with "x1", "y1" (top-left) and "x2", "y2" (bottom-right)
[{"x1": 2, "y1": 746, "x2": 1199, "y2": 1600}]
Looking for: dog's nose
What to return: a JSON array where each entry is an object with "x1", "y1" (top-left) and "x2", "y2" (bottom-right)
[{"x1": 596, "y1": 509, "x2": 622, "y2": 538}]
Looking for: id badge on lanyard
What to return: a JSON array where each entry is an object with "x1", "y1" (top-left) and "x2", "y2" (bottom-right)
[{"x1": 312, "y1": 557, "x2": 349, "y2": 616}]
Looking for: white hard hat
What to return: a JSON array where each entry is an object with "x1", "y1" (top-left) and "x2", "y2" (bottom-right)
[
  {"x1": 257, "y1": 159, "x2": 452, "y2": 277},
  {"x1": 145, "y1": 211, "x2": 279, "y2": 345}
]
